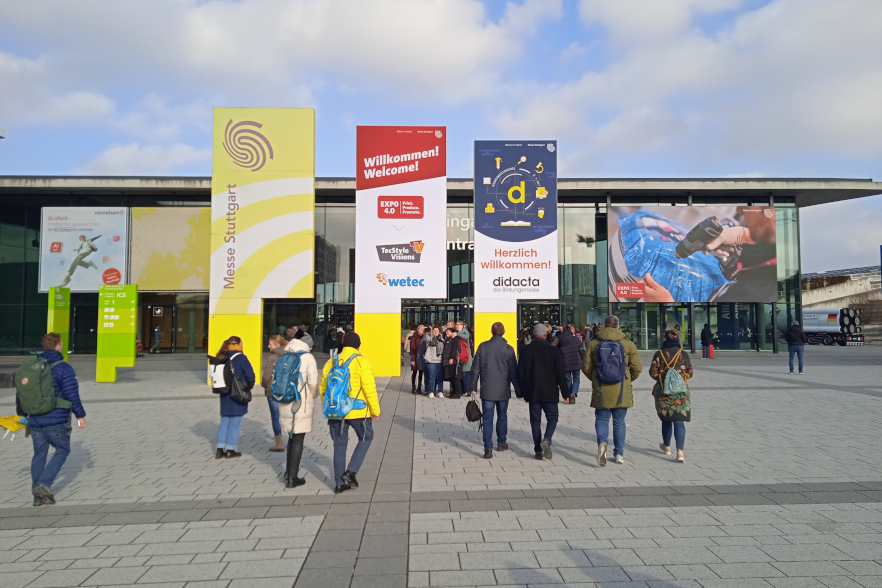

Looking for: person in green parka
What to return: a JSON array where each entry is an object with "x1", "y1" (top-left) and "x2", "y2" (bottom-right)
[{"x1": 581, "y1": 315, "x2": 642, "y2": 466}]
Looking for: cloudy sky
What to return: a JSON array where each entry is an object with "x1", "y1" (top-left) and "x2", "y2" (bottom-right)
[{"x1": 1, "y1": 0, "x2": 880, "y2": 272}]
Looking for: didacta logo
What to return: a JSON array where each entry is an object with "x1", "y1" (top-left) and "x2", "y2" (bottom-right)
[{"x1": 376, "y1": 273, "x2": 425, "y2": 287}]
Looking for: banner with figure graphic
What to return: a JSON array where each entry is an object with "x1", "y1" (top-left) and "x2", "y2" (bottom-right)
[
  {"x1": 209, "y1": 108, "x2": 315, "y2": 371},
  {"x1": 473, "y1": 141, "x2": 559, "y2": 303},
  {"x1": 39, "y1": 207, "x2": 128, "y2": 292}
]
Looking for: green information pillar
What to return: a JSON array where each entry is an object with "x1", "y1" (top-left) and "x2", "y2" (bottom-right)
[
  {"x1": 97, "y1": 285, "x2": 138, "y2": 383},
  {"x1": 47, "y1": 287, "x2": 71, "y2": 361}
]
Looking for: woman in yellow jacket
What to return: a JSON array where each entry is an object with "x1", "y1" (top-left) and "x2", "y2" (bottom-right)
[{"x1": 319, "y1": 331, "x2": 381, "y2": 494}]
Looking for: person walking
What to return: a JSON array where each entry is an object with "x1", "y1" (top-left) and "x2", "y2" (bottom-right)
[
  {"x1": 470, "y1": 322, "x2": 521, "y2": 458},
  {"x1": 320, "y1": 332, "x2": 381, "y2": 493},
  {"x1": 416, "y1": 328, "x2": 429, "y2": 395},
  {"x1": 410, "y1": 324, "x2": 426, "y2": 394},
  {"x1": 455, "y1": 321, "x2": 474, "y2": 396},
  {"x1": 785, "y1": 320, "x2": 808, "y2": 375},
  {"x1": 582, "y1": 316, "x2": 642, "y2": 466},
  {"x1": 442, "y1": 327, "x2": 464, "y2": 399},
  {"x1": 649, "y1": 330, "x2": 693, "y2": 463},
  {"x1": 210, "y1": 336, "x2": 255, "y2": 459},
  {"x1": 423, "y1": 326, "x2": 444, "y2": 398},
  {"x1": 278, "y1": 336, "x2": 319, "y2": 488},
  {"x1": 16, "y1": 333, "x2": 87, "y2": 506},
  {"x1": 261, "y1": 335, "x2": 288, "y2": 452},
  {"x1": 518, "y1": 324, "x2": 569, "y2": 460},
  {"x1": 151, "y1": 325, "x2": 162, "y2": 354},
  {"x1": 556, "y1": 325, "x2": 582, "y2": 404},
  {"x1": 700, "y1": 323, "x2": 714, "y2": 359}
]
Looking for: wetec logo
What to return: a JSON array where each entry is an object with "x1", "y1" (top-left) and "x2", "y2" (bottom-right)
[{"x1": 376, "y1": 273, "x2": 425, "y2": 287}]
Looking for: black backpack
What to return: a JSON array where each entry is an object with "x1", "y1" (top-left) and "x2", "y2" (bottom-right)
[{"x1": 465, "y1": 399, "x2": 483, "y2": 431}]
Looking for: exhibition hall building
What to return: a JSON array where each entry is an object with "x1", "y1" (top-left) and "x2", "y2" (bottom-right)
[{"x1": 2, "y1": 175, "x2": 879, "y2": 356}]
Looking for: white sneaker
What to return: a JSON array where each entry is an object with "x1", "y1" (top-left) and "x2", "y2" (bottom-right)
[
  {"x1": 428, "y1": 393, "x2": 434, "y2": 399},
  {"x1": 615, "y1": 455, "x2": 625, "y2": 464}
]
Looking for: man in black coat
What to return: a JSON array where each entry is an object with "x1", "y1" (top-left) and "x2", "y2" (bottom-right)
[
  {"x1": 784, "y1": 320, "x2": 808, "y2": 375},
  {"x1": 518, "y1": 324, "x2": 569, "y2": 460},
  {"x1": 556, "y1": 326, "x2": 582, "y2": 403},
  {"x1": 470, "y1": 322, "x2": 521, "y2": 459}
]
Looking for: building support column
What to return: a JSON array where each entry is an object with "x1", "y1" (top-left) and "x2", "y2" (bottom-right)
[
  {"x1": 772, "y1": 302, "x2": 779, "y2": 354},
  {"x1": 688, "y1": 302, "x2": 696, "y2": 353}
]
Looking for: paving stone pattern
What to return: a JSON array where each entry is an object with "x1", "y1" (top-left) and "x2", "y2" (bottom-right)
[{"x1": 0, "y1": 347, "x2": 881, "y2": 586}]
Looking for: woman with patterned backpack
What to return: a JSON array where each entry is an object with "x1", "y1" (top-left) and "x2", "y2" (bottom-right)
[{"x1": 649, "y1": 330, "x2": 693, "y2": 464}]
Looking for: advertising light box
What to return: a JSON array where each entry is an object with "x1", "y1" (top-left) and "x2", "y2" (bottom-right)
[
  {"x1": 40, "y1": 207, "x2": 128, "y2": 292},
  {"x1": 608, "y1": 206, "x2": 778, "y2": 303}
]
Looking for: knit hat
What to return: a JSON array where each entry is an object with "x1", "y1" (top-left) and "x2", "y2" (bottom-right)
[
  {"x1": 342, "y1": 331, "x2": 361, "y2": 349},
  {"x1": 532, "y1": 324, "x2": 548, "y2": 337}
]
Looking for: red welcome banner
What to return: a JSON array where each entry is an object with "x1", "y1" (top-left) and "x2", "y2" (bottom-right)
[{"x1": 356, "y1": 126, "x2": 446, "y2": 190}]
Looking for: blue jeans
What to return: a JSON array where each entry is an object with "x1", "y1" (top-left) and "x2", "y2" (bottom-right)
[
  {"x1": 482, "y1": 400, "x2": 509, "y2": 450},
  {"x1": 328, "y1": 419, "x2": 374, "y2": 486},
  {"x1": 267, "y1": 397, "x2": 282, "y2": 436},
  {"x1": 463, "y1": 371, "x2": 471, "y2": 395},
  {"x1": 425, "y1": 363, "x2": 443, "y2": 394},
  {"x1": 662, "y1": 421, "x2": 686, "y2": 451},
  {"x1": 529, "y1": 402, "x2": 559, "y2": 453},
  {"x1": 702, "y1": 344, "x2": 709, "y2": 358},
  {"x1": 217, "y1": 415, "x2": 244, "y2": 450},
  {"x1": 566, "y1": 370, "x2": 580, "y2": 396},
  {"x1": 788, "y1": 345, "x2": 804, "y2": 373},
  {"x1": 595, "y1": 407, "x2": 628, "y2": 457},
  {"x1": 30, "y1": 423, "x2": 72, "y2": 489}
]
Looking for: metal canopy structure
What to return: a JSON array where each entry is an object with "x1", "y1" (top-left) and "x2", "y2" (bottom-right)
[{"x1": 0, "y1": 176, "x2": 880, "y2": 208}]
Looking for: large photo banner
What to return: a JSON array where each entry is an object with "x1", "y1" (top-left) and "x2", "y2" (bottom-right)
[
  {"x1": 355, "y1": 126, "x2": 446, "y2": 375},
  {"x1": 608, "y1": 206, "x2": 777, "y2": 303},
  {"x1": 130, "y1": 207, "x2": 211, "y2": 291},
  {"x1": 209, "y1": 108, "x2": 315, "y2": 370},
  {"x1": 474, "y1": 141, "x2": 559, "y2": 303},
  {"x1": 39, "y1": 207, "x2": 128, "y2": 292}
]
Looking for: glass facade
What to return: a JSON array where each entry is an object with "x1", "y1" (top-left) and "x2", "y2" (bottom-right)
[{"x1": 0, "y1": 193, "x2": 803, "y2": 355}]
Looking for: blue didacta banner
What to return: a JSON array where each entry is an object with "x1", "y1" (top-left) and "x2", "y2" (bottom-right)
[{"x1": 473, "y1": 141, "x2": 559, "y2": 301}]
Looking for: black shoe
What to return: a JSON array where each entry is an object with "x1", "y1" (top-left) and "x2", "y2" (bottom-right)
[
  {"x1": 215, "y1": 448, "x2": 225, "y2": 459},
  {"x1": 497, "y1": 444, "x2": 509, "y2": 451},
  {"x1": 411, "y1": 386, "x2": 417, "y2": 394},
  {"x1": 484, "y1": 450, "x2": 493, "y2": 459},
  {"x1": 416, "y1": 386, "x2": 423, "y2": 394},
  {"x1": 449, "y1": 394, "x2": 462, "y2": 400},
  {"x1": 343, "y1": 471, "x2": 359, "y2": 488},
  {"x1": 569, "y1": 394, "x2": 576, "y2": 404},
  {"x1": 535, "y1": 452, "x2": 544, "y2": 460},
  {"x1": 334, "y1": 484, "x2": 352, "y2": 494},
  {"x1": 33, "y1": 496, "x2": 42, "y2": 507},
  {"x1": 286, "y1": 477, "x2": 306, "y2": 489},
  {"x1": 225, "y1": 450, "x2": 242, "y2": 458},
  {"x1": 41, "y1": 494, "x2": 55, "y2": 506}
]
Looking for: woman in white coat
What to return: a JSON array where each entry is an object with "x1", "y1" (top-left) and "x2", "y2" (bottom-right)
[{"x1": 278, "y1": 338, "x2": 319, "y2": 488}]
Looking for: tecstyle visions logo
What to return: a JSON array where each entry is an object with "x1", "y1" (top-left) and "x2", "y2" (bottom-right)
[
  {"x1": 223, "y1": 120, "x2": 274, "y2": 171},
  {"x1": 376, "y1": 273, "x2": 425, "y2": 287},
  {"x1": 376, "y1": 241, "x2": 425, "y2": 263}
]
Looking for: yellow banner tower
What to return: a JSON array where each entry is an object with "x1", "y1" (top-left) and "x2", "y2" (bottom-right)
[{"x1": 209, "y1": 109, "x2": 315, "y2": 376}]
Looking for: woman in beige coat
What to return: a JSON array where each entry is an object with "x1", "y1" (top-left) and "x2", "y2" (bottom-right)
[{"x1": 278, "y1": 338, "x2": 319, "y2": 488}]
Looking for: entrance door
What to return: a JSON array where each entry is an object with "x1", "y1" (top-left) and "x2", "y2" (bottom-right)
[
  {"x1": 401, "y1": 304, "x2": 466, "y2": 329},
  {"x1": 71, "y1": 305, "x2": 98, "y2": 354},
  {"x1": 518, "y1": 303, "x2": 563, "y2": 329},
  {"x1": 144, "y1": 305, "x2": 175, "y2": 354}
]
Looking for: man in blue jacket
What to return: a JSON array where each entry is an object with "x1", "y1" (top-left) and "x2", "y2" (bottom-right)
[{"x1": 16, "y1": 333, "x2": 87, "y2": 506}]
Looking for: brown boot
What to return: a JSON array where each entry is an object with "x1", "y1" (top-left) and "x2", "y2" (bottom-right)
[{"x1": 270, "y1": 435, "x2": 285, "y2": 452}]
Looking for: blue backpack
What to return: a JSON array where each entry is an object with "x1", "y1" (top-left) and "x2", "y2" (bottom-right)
[
  {"x1": 595, "y1": 339, "x2": 627, "y2": 407},
  {"x1": 322, "y1": 354, "x2": 367, "y2": 419},
  {"x1": 271, "y1": 351, "x2": 306, "y2": 403}
]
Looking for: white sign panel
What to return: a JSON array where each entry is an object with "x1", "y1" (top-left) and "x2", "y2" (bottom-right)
[
  {"x1": 40, "y1": 207, "x2": 128, "y2": 292},
  {"x1": 355, "y1": 126, "x2": 447, "y2": 313}
]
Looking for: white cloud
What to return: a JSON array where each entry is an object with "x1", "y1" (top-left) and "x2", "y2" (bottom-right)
[
  {"x1": 75, "y1": 143, "x2": 210, "y2": 175},
  {"x1": 0, "y1": 52, "x2": 115, "y2": 125},
  {"x1": 494, "y1": 0, "x2": 882, "y2": 176},
  {"x1": 801, "y1": 196, "x2": 882, "y2": 273}
]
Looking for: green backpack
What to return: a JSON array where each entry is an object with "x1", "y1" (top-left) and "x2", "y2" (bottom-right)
[{"x1": 15, "y1": 358, "x2": 71, "y2": 416}]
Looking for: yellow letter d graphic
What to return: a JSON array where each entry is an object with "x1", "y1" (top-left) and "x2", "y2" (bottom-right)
[{"x1": 508, "y1": 181, "x2": 525, "y2": 203}]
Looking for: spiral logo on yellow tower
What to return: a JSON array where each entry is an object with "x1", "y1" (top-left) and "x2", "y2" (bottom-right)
[{"x1": 223, "y1": 120, "x2": 274, "y2": 171}]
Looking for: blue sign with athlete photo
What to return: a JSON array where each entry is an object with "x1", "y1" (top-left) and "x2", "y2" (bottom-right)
[
  {"x1": 473, "y1": 141, "x2": 559, "y2": 301},
  {"x1": 474, "y1": 141, "x2": 558, "y2": 242}
]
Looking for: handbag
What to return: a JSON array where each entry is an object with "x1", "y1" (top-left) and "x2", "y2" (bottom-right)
[{"x1": 228, "y1": 354, "x2": 252, "y2": 405}]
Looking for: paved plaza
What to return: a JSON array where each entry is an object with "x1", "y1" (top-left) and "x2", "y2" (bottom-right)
[{"x1": 1, "y1": 346, "x2": 882, "y2": 587}]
